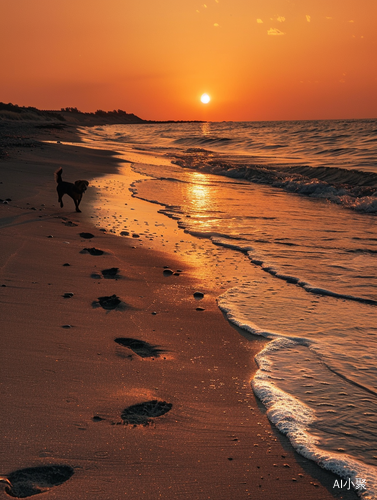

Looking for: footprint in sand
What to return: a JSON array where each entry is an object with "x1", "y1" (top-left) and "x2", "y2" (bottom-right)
[
  {"x1": 91, "y1": 268, "x2": 121, "y2": 280},
  {"x1": 162, "y1": 266, "x2": 182, "y2": 276},
  {"x1": 62, "y1": 220, "x2": 78, "y2": 227},
  {"x1": 90, "y1": 272, "x2": 102, "y2": 279},
  {"x1": 101, "y1": 268, "x2": 120, "y2": 279},
  {"x1": 80, "y1": 247, "x2": 104, "y2": 256},
  {"x1": 79, "y1": 232, "x2": 94, "y2": 239},
  {"x1": 92, "y1": 294, "x2": 126, "y2": 310},
  {"x1": 0, "y1": 465, "x2": 74, "y2": 498},
  {"x1": 114, "y1": 338, "x2": 165, "y2": 358},
  {"x1": 121, "y1": 400, "x2": 172, "y2": 426}
]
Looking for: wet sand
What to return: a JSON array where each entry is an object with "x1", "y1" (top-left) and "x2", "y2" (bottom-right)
[{"x1": 0, "y1": 122, "x2": 358, "y2": 499}]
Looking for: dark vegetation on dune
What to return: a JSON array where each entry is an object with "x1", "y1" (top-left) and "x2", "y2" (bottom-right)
[
  {"x1": 0, "y1": 102, "x2": 203, "y2": 126},
  {"x1": 0, "y1": 102, "x2": 202, "y2": 159}
]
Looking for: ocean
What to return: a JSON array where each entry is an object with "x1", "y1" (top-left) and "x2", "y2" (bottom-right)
[{"x1": 78, "y1": 119, "x2": 377, "y2": 498}]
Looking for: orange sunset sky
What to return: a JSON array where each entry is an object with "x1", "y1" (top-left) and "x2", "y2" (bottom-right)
[{"x1": 1, "y1": 0, "x2": 376, "y2": 122}]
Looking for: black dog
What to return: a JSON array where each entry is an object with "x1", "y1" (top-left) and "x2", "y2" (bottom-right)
[{"x1": 55, "y1": 168, "x2": 89, "y2": 213}]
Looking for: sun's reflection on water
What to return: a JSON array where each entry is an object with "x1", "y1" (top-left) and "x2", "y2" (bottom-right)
[
  {"x1": 186, "y1": 172, "x2": 213, "y2": 216},
  {"x1": 200, "y1": 122, "x2": 211, "y2": 136}
]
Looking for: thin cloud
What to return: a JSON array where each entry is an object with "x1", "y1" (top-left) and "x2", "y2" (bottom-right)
[
  {"x1": 306, "y1": 15, "x2": 311, "y2": 22},
  {"x1": 214, "y1": 23, "x2": 220, "y2": 27},
  {"x1": 256, "y1": 19, "x2": 263, "y2": 24},
  {"x1": 277, "y1": 16, "x2": 286, "y2": 22},
  {"x1": 268, "y1": 28, "x2": 285, "y2": 36}
]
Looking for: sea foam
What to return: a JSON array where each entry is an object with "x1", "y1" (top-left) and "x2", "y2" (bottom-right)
[
  {"x1": 218, "y1": 290, "x2": 377, "y2": 499},
  {"x1": 253, "y1": 340, "x2": 377, "y2": 500}
]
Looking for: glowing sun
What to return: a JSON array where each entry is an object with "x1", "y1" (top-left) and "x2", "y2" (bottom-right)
[{"x1": 200, "y1": 93, "x2": 211, "y2": 104}]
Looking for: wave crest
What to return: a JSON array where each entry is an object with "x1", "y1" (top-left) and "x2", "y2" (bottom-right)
[{"x1": 173, "y1": 153, "x2": 377, "y2": 213}]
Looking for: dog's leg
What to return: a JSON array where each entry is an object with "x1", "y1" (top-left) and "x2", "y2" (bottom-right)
[
  {"x1": 74, "y1": 198, "x2": 81, "y2": 213},
  {"x1": 57, "y1": 187, "x2": 64, "y2": 207},
  {"x1": 75, "y1": 194, "x2": 83, "y2": 213}
]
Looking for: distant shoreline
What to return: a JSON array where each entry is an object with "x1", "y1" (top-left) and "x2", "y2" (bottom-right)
[
  {"x1": 0, "y1": 102, "x2": 203, "y2": 160},
  {"x1": 0, "y1": 102, "x2": 204, "y2": 126}
]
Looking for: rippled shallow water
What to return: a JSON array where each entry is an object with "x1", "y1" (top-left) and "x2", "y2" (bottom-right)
[{"x1": 79, "y1": 120, "x2": 377, "y2": 498}]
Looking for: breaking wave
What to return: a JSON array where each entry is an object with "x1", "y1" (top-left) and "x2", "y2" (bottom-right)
[{"x1": 172, "y1": 153, "x2": 377, "y2": 213}]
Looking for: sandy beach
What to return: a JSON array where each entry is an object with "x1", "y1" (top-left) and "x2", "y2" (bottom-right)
[{"x1": 0, "y1": 120, "x2": 359, "y2": 499}]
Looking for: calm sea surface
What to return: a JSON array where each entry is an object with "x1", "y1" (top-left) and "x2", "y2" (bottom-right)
[{"x1": 79, "y1": 120, "x2": 377, "y2": 498}]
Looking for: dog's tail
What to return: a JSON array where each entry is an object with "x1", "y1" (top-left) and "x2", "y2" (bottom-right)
[{"x1": 55, "y1": 167, "x2": 63, "y2": 184}]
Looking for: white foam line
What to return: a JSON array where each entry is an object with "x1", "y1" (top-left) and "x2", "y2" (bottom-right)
[
  {"x1": 253, "y1": 340, "x2": 377, "y2": 500},
  {"x1": 218, "y1": 287, "x2": 377, "y2": 499}
]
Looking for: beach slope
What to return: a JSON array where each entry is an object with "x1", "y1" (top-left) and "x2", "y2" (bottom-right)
[{"x1": 0, "y1": 123, "x2": 358, "y2": 499}]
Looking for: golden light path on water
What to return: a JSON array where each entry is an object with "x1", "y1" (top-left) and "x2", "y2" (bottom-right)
[{"x1": 186, "y1": 172, "x2": 212, "y2": 214}]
